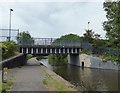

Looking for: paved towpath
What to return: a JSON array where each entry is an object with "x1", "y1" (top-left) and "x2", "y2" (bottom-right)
[{"x1": 11, "y1": 58, "x2": 48, "y2": 91}]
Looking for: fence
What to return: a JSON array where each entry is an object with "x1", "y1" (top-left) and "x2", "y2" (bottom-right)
[
  {"x1": 81, "y1": 43, "x2": 120, "y2": 56},
  {"x1": 0, "y1": 29, "x2": 19, "y2": 43},
  {"x1": 18, "y1": 38, "x2": 82, "y2": 47}
]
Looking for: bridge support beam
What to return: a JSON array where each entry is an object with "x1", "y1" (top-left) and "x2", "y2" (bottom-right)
[{"x1": 68, "y1": 54, "x2": 80, "y2": 66}]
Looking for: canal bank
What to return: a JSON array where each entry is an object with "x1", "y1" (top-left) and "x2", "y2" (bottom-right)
[
  {"x1": 41, "y1": 59, "x2": 119, "y2": 91},
  {"x1": 41, "y1": 65, "x2": 77, "y2": 91},
  {"x1": 4, "y1": 58, "x2": 77, "y2": 92}
]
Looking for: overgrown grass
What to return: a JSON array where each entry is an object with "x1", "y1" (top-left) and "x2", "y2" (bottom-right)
[
  {"x1": 43, "y1": 74, "x2": 71, "y2": 92},
  {"x1": 48, "y1": 54, "x2": 67, "y2": 66},
  {"x1": 0, "y1": 68, "x2": 19, "y2": 93},
  {"x1": 0, "y1": 76, "x2": 13, "y2": 93},
  {"x1": 80, "y1": 50, "x2": 91, "y2": 55},
  {"x1": 101, "y1": 53, "x2": 120, "y2": 65}
]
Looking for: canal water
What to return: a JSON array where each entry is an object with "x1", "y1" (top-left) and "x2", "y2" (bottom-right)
[{"x1": 41, "y1": 59, "x2": 119, "y2": 91}]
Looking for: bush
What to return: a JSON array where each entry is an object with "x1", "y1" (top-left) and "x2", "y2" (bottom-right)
[
  {"x1": 80, "y1": 50, "x2": 91, "y2": 55},
  {"x1": 26, "y1": 54, "x2": 33, "y2": 59},
  {"x1": 1, "y1": 41, "x2": 17, "y2": 60},
  {"x1": 48, "y1": 54, "x2": 67, "y2": 65}
]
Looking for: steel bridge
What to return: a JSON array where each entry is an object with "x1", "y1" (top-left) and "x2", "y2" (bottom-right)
[{"x1": 19, "y1": 38, "x2": 82, "y2": 55}]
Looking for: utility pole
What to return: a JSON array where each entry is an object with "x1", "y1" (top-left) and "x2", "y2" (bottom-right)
[{"x1": 88, "y1": 21, "x2": 90, "y2": 30}]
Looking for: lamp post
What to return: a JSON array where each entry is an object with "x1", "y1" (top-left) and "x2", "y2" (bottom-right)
[
  {"x1": 88, "y1": 21, "x2": 90, "y2": 30},
  {"x1": 9, "y1": 8, "x2": 13, "y2": 41}
]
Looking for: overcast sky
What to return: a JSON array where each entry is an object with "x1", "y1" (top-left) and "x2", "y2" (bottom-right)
[{"x1": 0, "y1": 0, "x2": 107, "y2": 39}]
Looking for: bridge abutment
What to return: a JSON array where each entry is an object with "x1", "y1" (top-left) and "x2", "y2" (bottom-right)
[{"x1": 68, "y1": 54, "x2": 80, "y2": 66}]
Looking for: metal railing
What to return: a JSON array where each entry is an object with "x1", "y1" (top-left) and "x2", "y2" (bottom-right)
[
  {"x1": 18, "y1": 38, "x2": 82, "y2": 47},
  {"x1": 0, "y1": 29, "x2": 19, "y2": 42}
]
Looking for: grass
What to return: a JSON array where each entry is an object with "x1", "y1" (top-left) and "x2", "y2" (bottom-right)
[
  {"x1": 0, "y1": 76, "x2": 13, "y2": 93},
  {"x1": 0, "y1": 68, "x2": 17, "y2": 93},
  {"x1": 80, "y1": 50, "x2": 91, "y2": 55},
  {"x1": 43, "y1": 74, "x2": 73, "y2": 92}
]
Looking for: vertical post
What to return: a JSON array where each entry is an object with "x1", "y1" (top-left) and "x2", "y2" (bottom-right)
[
  {"x1": 17, "y1": 29, "x2": 19, "y2": 44},
  {"x1": 51, "y1": 38, "x2": 52, "y2": 45},
  {"x1": 2, "y1": 67, "x2": 8, "y2": 83},
  {"x1": 9, "y1": 9, "x2": 13, "y2": 41},
  {"x1": 88, "y1": 21, "x2": 90, "y2": 30},
  {"x1": 45, "y1": 39, "x2": 46, "y2": 45}
]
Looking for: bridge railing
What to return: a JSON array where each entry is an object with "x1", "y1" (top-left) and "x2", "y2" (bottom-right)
[
  {"x1": 34, "y1": 38, "x2": 57, "y2": 45},
  {"x1": 18, "y1": 38, "x2": 82, "y2": 47},
  {"x1": 52, "y1": 40, "x2": 82, "y2": 47}
]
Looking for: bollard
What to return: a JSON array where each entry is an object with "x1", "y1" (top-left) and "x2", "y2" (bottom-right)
[{"x1": 2, "y1": 67, "x2": 8, "y2": 83}]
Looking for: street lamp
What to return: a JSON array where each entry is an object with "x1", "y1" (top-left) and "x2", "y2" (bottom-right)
[
  {"x1": 9, "y1": 8, "x2": 13, "y2": 41},
  {"x1": 88, "y1": 21, "x2": 90, "y2": 30}
]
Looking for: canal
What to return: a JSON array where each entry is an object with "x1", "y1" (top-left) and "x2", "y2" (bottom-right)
[{"x1": 41, "y1": 59, "x2": 119, "y2": 91}]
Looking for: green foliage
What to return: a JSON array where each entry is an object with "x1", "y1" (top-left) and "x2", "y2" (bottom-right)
[
  {"x1": 60, "y1": 33, "x2": 81, "y2": 41},
  {"x1": 80, "y1": 50, "x2": 91, "y2": 55},
  {"x1": 2, "y1": 81, "x2": 13, "y2": 92},
  {"x1": 102, "y1": 1, "x2": 120, "y2": 64},
  {"x1": 43, "y1": 74, "x2": 72, "y2": 91},
  {"x1": 1, "y1": 41, "x2": 17, "y2": 60},
  {"x1": 83, "y1": 29, "x2": 94, "y2": 43},
  {"x1": 26, "y1": 54, "x2": 33, "y2": 59},
  {"x1": 48, "y1": 54, "x2": 67, "y2": 65},
  {"x1": 92, "y1": 39, "x2": 108, "y2": 47},
  {"x1": 102, "y1": 53, "x2": 120, "y2": 65},
  {"x1": 1, "y1": 76, "x2": 13, "y2": 92},
  {"x1": 49, "y1": 33, "x2": 81, "y2": 65},
  {"x1": 52, "y1": 33, "x2": 82, "y2": 45},
  {"x1": 17, "y1": 31, "x2": 34, "y2": 45},
  {"x1": 103, "y1": 1, "x2": 120, "y2": 49},
  {"x1": 82, "y1": 29, "x2": 107, "y2": 47}
]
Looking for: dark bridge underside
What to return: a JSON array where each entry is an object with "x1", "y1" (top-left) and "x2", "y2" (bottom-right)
[{"x1": 19, "y1": 45, "x2": 81, "y2": 55}]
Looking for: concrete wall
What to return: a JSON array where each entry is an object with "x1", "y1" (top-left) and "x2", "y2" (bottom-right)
[
  {"x1": 0, "y1": 54, "x2": 27, "y2": 70},
  {"x1": 68, "y1": 54, "x2": 80, "y2": 66},
  {"x1": 80, "y1": 54, "x2": 119, "y2": 70},
  {"x1": 68, "y1": 54, "x2": 119, "y2": 70}
]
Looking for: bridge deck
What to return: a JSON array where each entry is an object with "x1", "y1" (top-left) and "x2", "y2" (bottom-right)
[{"x1": 19, "y1": 45, "x2": 81, "y2": 48}]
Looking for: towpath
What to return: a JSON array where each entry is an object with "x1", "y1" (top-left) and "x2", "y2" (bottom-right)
[{"x1": 10, "y1": 58, "x2": 48, "y2": 92}]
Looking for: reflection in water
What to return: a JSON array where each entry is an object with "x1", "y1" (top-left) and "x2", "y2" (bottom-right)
[{"x1": 41, "y1": 59, "x2": 119, "y2": 91}]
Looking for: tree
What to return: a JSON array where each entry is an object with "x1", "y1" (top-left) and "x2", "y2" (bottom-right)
[
  {"x1": 83, "y1": 29, "x2": 94, "y2": 43},
  {"x1": 17, "y1": 31, "x2": 34, "y2": 45},
  {"x1": 94, "y1": 33, "x2": 101, "y2": 39},
  {"x1": 103, "y1": 1, "x2": 120, "y2": 64},
  {"x1": 103, "y1": 1, "x2": 120, "y2": 48},
  {"x1": 49, "y1": 33, "x2": 81, "y2": 65},
  {"x1": 60, "y1": 33, "x2": 81, "y2": 41},
  {"x1": 52, "y1": 33, "x2": 82, "y2": 46}
]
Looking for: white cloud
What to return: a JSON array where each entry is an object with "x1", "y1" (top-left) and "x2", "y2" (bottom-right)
[
  {"x1": 0, "y1": 0, "x2": 104, "y2": 3},
  {"x1": 0, "y1": 1, "x2": 107, "y2": 39}
]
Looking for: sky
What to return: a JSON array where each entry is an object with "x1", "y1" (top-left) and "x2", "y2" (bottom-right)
[{"x1": 0, "y1": 0, "x2": 107, "y2": 40}]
